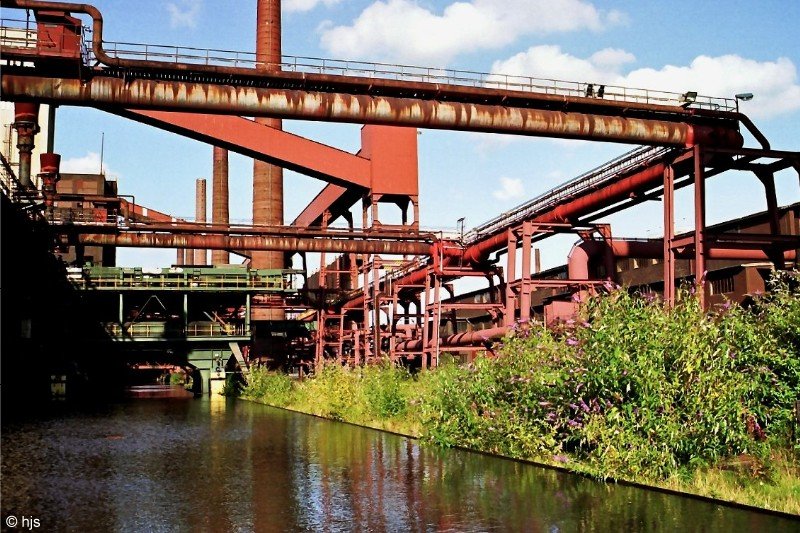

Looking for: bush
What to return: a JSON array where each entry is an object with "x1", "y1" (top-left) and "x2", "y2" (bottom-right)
[
  {"x1": 362, "y1": 360, "x2": 410, "y2": 419},
  {"x1": 421, "y1": 276, "x2": 800, "y2": 481},
  {"x1": 243, "y1": 367, "x2": 294, "y2": 406}
]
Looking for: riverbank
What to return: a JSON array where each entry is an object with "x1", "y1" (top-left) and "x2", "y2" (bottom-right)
[{"x1": 243, "y1": 276, "x2": 800, "y2": 515}]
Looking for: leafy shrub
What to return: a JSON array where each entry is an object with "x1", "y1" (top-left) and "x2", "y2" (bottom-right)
[
  {"x1": 421, "y1": 276, "x2": 800, "y2": 481},
  {"x1": 362, "y1": 361, "x2": 410, "y2": 419},
  {"x1": 243, "y1": 367, "x2": 294, "y2": 406}
]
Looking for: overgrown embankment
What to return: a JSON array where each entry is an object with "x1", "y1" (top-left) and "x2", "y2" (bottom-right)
[{"x1": 243, "y1": 273, "x2": 800, "y2": 514}]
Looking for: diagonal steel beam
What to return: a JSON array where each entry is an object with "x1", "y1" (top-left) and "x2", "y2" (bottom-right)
[{"x1": 111, "y1": 109, "x2": 372, "y2": 189}]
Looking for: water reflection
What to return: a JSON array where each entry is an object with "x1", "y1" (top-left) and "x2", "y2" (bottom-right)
[{"x1": 2, "y1": 395, "x2": 797, "y2": 532}]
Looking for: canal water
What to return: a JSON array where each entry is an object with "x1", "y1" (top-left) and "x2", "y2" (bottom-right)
[{"x1": 2, "y1": 389, "x2": 797, "y2": 532}]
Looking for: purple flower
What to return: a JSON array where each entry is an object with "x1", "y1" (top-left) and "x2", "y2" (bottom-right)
[
  {"x1": 571, "y1": 292, "x2": 583, "y2": 303},
  {"x1": 569, "y1": 403, "x2": 579, "y2": 411},
  {"x1": 539, "y1": 401, "x2": 552, "y2": 407},
  {"x1": 579, "y1": 399, "x2": 590, "y2": 413},
  {"x1": 546, "y1": 412, "x2": 557, "y2": 422},
  {"x1": 567, "y1": 337, "x2": 579, "y2": 346},
  {"x1": 568, "y1": 419, "x2": 581, "y2": 428},
  {"x1": 553, "y1": 454, "x2": 569, "y2": 463}
]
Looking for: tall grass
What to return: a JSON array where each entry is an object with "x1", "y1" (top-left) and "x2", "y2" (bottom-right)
[{"x1": 242, "y1": 272, "x2": 800, "y2": 512}]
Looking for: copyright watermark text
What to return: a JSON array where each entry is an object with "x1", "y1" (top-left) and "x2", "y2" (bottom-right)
[{"x1": 4, "y1": 515, "x2": 40, "y2": 530}]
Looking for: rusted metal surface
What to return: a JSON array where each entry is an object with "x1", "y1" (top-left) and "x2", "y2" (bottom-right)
[
  {"x1": 71, "y1": 232, "x2": 432, "y2": 255},
  {"x1": 38, "y1": 151, "x2": 60, "y2": 214},
  {"x1": 292, "y1": 184, "x2": 358, "y2": 228},
  {"x1": 4, "y1": 1, "x2": 752, "y2": 125},
  {"x1": 194, "y1": 178, "x2": 207, "y2": 265},
  {"x1": 462, "y1": 162, "x2": 670, "y2": 263},
  {"x1": 252, "y1": 0, "x2": 284, "y2": 293},
  {"x1": 12, "y1": 102, "x2": 40, "y2": 188},
  {"x1": 211, "y1": 146, "x2": 229, "y2": 265},
  {"x1": 116, "y1": 110, "x2": 372, "y2": 189},
  {"x1": 395, "y1": 325, "x2": 509, "y2": 351},
  {"x1": 1, "y1": 75, "x2": 746, "y2": 148},
  {"x1": 568, "y1": 239, "x2": 797, "y2": 279}
]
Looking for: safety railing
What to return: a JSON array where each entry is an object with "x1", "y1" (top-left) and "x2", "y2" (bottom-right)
[
  {"x1": 0, "y1": 17, "x2": 733, "y2": 112},
  {"x1": 466, "y1": 145, "x2": 675, "y2": 242},
  {"x1": 68, "y1": 272, "x2": 289, "y2": 291},
  {"x1": 94, "y1": 39, "x2": 734, "y2": 111},
  {"x1": 103, "y1": 322, "x2": 250, "y2": 338}
]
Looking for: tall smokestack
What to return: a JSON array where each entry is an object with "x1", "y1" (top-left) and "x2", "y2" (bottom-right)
[
  {"x1": 211, "y1": 146, "x2": 229, "y2": 265},
  {"x1": 194, "y1": 178, "x2": 207, "y2": 265},
  {"x1": 253, "y1": 0, "x2": 284, "y2": 318}
]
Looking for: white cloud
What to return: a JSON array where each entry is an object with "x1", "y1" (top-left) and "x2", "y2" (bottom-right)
[
  {"x1": 491, "y1": 46, "x2": 800, "y2": 119},
  {"x1": 166, "y1": 0, "x2": 202, "y2": 29},
  {"x1": 493, "y1": 177, "x2": 525, "y2": 200},
  {"x1": 61, "y1": 152, "x2": 118, "y2": 178},
  {"x1": 285, "y1": 0, "x2": 341, "y2": 13},
  {"x1": 320, "y1": 0, "x2": 623, "y2": 65}
]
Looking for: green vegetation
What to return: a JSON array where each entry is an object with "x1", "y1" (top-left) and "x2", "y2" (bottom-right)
[{"x1": 242, "y1": 272, "x2": 800, "y2": 514}]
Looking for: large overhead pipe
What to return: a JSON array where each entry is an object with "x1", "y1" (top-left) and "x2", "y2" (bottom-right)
[
  {"x1": 194, "y1": 178, "x2": 207, "y2": 265},
  {"x1": 567, "y1": 239, "x2": 797, "y2": 280},
  {"x1": 12, "y1": 102, "x2": 40, "y2": 188},
  {"x1": 1, "y1": 75, "x2": 746, "y2": 149},
  {"x1": 211, "y1": 146, "x2": 229, "y2": 265},
  {"x1": 461, "y1": 163, "x2": 670, "y2": 264},
  {"x1": 396, "y1": 325, "x2": 509, "y2": 352},
  {"x1": 71, "y1": 232, "x2": 431, "y2": 255}
]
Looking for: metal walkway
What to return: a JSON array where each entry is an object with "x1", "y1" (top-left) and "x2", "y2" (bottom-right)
[{"x1": 0, "y1": 16, "x2": 735, "y2": 112}]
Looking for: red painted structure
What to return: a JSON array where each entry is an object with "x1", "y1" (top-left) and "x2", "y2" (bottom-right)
[{"x1": 1, "y1": 0, "x2": 798, "y2": 368}]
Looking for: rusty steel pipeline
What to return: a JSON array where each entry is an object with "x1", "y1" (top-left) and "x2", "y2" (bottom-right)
[
  {"x1": 71, "y1": 232, "x2": 432, "y2": 255},
  {"x1": 0, "y1": 75, "x2": 746, "y2": 148}
]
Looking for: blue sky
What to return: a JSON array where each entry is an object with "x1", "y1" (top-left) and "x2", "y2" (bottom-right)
[{"x1": 46, "y1": 0, "x2": 800, "y2": 270}]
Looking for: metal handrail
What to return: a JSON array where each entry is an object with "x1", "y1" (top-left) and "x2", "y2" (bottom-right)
[
  {"x1": 465, "y1": 145, "x2": 675, "y2": 242},
  {"x1": 0, "y1": 17, "x2": 735, "y2": 112},
  {"x1": 104, "y1": 322, "x2": 250, "y2": 338}
]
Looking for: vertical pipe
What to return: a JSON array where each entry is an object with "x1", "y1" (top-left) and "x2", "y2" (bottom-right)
[
  {"x1": 663, "y1": 165, "x2": 676, "y2": 306},
  {"x1": 46, "y1": 105, "x2": 56, "y2": 153},
  {"x1": 195, "y1": 178, "x2": 207, "y2": 265},
  {"x1": 520, "y1": 221, "x2": 532, "y2": 322},
  {"x1": 504, "y1": 229, "x2": 516, "y2": 326},
  {"x1": 421, "y1": 270, "x2": 430, "y2": 370},
  {"x1": 693, "y1": 146, "x2": 706, "y2": 309},
  {"x1": 12, "y1": 102, "x2": 39, "y2": 188},
  {"x1": 211, "y1": 146, "x2": 229, "y2": 265},
  {"x1": 252, "y1": 0, "x2": 284, "y2": 319}
]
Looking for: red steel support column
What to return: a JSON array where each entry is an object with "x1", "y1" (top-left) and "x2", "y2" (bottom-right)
[
  {"x1": 176, "y1": 248, "x2": 185, "y2": 265},
  {"x1": 211, "y1": 146, "x2": 229, "y2": 265},
  {"x1": 663, "y1": 164, "x2": 676, "y2": 306},
  {"x1": 372, "y1": 259, "x2": 381, "y2": 361},
  {"x1": 520, "y1": 221, "x2": 533, "y2": 322},
  {"x1": 194, "y1": 178, "x2": 207, "y2": 265},
  {"x1": 693, "y1": 146, "x2": 706, "y2": 308},
  {"x1": 421, "y1": 270, "x2": 431, "y2": 370},
  {"x1": 253, "y1": 0, "x2": 284, "y2": 319},
  {"x1": 431, "y1": 272, "x2": 441, "y2": 367},
  {"x1": 504, "y1": 229, "x2": 517, "y2": 326}
]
